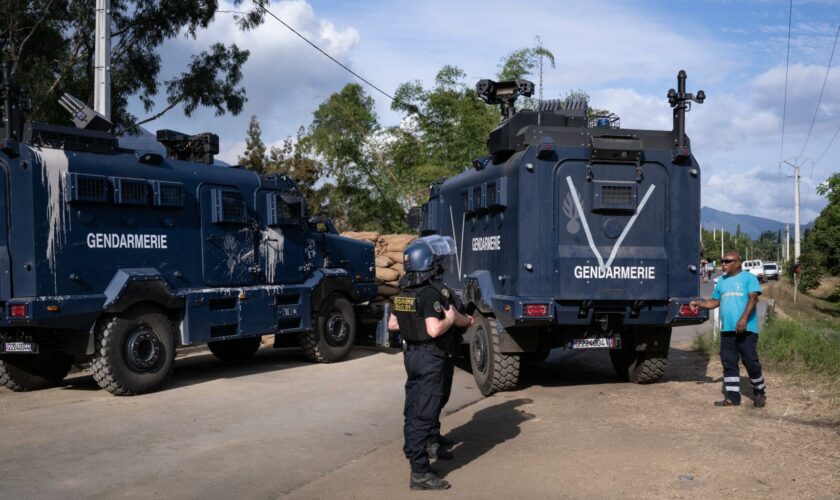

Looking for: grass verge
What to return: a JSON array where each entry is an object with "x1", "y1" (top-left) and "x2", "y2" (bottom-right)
[{"x1": 693, "y1": 317, "x2": 840, "y2": 379}]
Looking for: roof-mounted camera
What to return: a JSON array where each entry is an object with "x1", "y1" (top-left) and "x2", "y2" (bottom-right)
[
  {"x1": 156, "y1": 129, "x2": 219, "y2": 165},
  {"x1": 476, "y1": 79, "x2": 535, "y2": 120}
]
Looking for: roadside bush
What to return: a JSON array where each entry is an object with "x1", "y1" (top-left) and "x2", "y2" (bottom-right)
[
  {"x1": 759, "y1": 317, "x2": 840, "y2": 378},
  {"x1": 692, "y1": 331, "x2": 717, "y2": 357}
]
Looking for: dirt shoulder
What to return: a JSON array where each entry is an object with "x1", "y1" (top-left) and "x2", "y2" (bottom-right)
[{"x1": 283, "y1": 345, "x2": 840, "y2": 499}]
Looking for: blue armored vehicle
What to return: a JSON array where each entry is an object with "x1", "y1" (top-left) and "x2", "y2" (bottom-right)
[
  {"x1": 416, "y1": 71, "x2": 709, "y2": 395},
  {"x1": 0, "y1": 63, "x2": 375, "y2": 395}
]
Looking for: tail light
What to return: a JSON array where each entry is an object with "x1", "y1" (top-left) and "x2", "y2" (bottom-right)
[
  {"x1": 10, "y1": 304, "x2": 27, "y2": 318},
  {"x1": 524, "y1": 304, "x2": 549, "y2": 317},
  {"x1": 678, "y1": 304, "x2": 699, "y2": 317}
]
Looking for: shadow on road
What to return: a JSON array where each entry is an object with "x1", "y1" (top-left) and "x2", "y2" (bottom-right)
[
  {"x1": 59, "y1": 346, "x2": 381, "y2": 393},
  {"x1": 437, "y1": 398, "x2": 534, "y2": 478},
  {"x1": 512, "y1": 347, "x2": 715, "y2": 389}
]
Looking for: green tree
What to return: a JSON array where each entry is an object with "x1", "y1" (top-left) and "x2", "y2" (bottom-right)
[
  {"x1": 392, "y1": 65, "x2": 498, "y2": 179},
  {"x1": 1, "y1": 0, "x2": 263, "y2": 134},
  {"x1": 799, "y1": 172, "x2": 840, "y2": 292},
  {"x1": 238, "y1": 115, "x2": 267, "y2": 173}
]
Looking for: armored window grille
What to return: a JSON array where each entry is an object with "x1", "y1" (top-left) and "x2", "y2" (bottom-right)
[
  {"x1": 212, "y1": 189, "x2": 246, "y2": 224},
  {"x1": 266, "y1": 192, "x2": 303, "y2": 226},
  {"x1": 65, "y1": 173, "x2": 108, "y2": 203},
  {"x1": 485, "y1": 181, "x2": 497, "y2": 206},
  {"x1": 593, "y1": 181, "x2": 637, "y2": 212},
  {"x1": 150, "y1": 181, "x2": 185, "y2": 208},
  {"x1": 461, "y1": 190, "x2": 469, "y2": 212},
  {"x1": 471, "y1": 185, "x2": 484, "y2": 211},
  {"x1": 113, "y1": 178, "x2": 148, "y2": 205}
]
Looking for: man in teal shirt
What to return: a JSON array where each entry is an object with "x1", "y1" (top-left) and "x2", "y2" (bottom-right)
[{"x1": 691, "y1": 251, "x2": 767, "y2": 407}]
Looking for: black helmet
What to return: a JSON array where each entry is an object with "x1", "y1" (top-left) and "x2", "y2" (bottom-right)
[{"x1": 402, "y1": 235, "x2": 456, "y2": 287}]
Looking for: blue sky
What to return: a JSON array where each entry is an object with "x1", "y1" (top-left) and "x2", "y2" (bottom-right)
[{"x1": 129, "y1": 0, "x2": 840, "y2": 225}]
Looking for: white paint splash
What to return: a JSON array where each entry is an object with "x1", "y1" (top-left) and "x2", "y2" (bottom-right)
[
  {"x1": 34, "y1": 148, "x2": 70, "y2": 294},
  {"x1": 261, "y1": 228, "x2": 285, "y2": 282}
]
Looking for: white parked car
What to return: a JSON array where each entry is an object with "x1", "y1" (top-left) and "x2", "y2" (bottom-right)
[
  {"x1": 742, "y1": 259, "x2": 765, "y2": 283},
  {"x1": 763, "y1": 261, "x2": 780, "y2": 281}
]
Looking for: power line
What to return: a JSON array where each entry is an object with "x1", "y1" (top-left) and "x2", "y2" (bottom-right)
[
  {"x1": 778, "y1": 0, "x2": 793, "y2": 224},
  {"x1": 815, "y1": 124, "x2": 840, "y2": 166},
  {"x1": 252, "y1": 1, "x2": 416, "y2": 112},
  {"x1": 799, "y1": 23, "x2": 840, "y2": 159}
]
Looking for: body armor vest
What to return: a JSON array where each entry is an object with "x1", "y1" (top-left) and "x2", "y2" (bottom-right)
[{"x1": 393, "y1": 285, "x2": 436, "y2": 343}]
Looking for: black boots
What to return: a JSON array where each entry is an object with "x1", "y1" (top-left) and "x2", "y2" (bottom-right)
[
  {"x1": 427, "y1": 443, "x2": 454, "y2": 460},
  {"x1": 410, "y1": 472, "x2": 450, "y2": 490}
]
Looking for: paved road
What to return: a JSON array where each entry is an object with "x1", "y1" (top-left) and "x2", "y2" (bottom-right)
[{"x1": 2, "y1": 274, "x2": 780, "y2": 500}]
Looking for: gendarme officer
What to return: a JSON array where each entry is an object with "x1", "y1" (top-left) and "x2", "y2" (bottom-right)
[{"x1": 388, "y1": 235, "x2": 472, "y2": 491}]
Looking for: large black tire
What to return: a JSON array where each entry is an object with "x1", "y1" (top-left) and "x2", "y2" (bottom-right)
[
  {"x1": 469, "y1": 313, "x2": 520, "y2": 396},
  {"x1": 628, "y1": 352, "x2": 668, "y2": 384},
  {"x1": 299, "y1": 294, "x2": 355, "y2": 363},
  {"x1": 208, "y1": 337, "x2": 261, "y2": 362},
  {"x1": 0, "y1": 352, "x2": 72, "y2": 391},
  {"x1": 91, "y1": 305, "x2": 176, "y2": 396},
  {"x1": 610, "y1": 349, "x2": 667, "y2": 384}
]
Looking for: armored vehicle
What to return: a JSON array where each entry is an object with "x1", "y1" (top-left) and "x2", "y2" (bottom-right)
[
  {"x1": 0, "y1": 63, "x2": 375, "y2": 395},
  {"x1": 416, "y1": 71, "x2": 709, "y2": 395}
]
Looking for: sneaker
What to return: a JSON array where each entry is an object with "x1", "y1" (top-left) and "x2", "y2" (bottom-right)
[
  {"x1": 427, "y1": 444, "x2": 454, "y2": 460},
  {"x1": 754, "y1": 393, "x2": 767, "y2": 408},
  {"x1": 410, "y1": 472, "x2": 451, "y2": 490},
  {"x1": 714, "y1": 398, "x2": 740, "y2": 407}
]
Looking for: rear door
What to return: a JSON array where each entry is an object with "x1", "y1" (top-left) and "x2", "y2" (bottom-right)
[
  {"x1": 554, "y1": 160, "x2": 669, "y2": 300},
  {"x1": 0, "y1": 162, "x2": 9, "y2": 300}
]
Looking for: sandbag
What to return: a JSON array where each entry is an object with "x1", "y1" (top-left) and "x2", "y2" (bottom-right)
[
  {"x1": 375, "y1": 255, "x2": 394, "y2": 268},
  {"x1": 376, "y1": 267, "x2": 400, "y2": 282},
  {"x1": 385, "y1": 251, "x2": 405, "y2": 263},
  {"x1": 391, "y1": 263, "x2": 404, "y2": 274}
]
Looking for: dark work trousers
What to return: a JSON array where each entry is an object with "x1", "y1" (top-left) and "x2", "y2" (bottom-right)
[
  {"x1": 431, "y1": 354, "x2": 455, "y2": 443},
  {"x1": 720, "y1": 331, "x2": 766, "y2": 404},
  {"x1": 403, "y1": 347, "x2": 445, "y2": 474}
]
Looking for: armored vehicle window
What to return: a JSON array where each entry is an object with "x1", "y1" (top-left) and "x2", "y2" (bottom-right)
[
  {"x1": 211, "y1": 188, "x2": 246, "y2": 224},
  {"x1": 66, "y1": 173, "x2": 109, "y2": 203},
  {"x1": 151, "y1": 181, "x2": 184, "y2": 208},
  {"x1": 593, "y1": 181, "x2": 637, "y2": 212},
  {"x1": 461, "y1": 190, "x2": 469, "y2": 212},
  {"x1": 266, "y1": 192, "x2": 303, "y2": 226},
  {"x1": 113, "y1": 178, "x2": 148, "y2": 205},
  {"x1": 471, "y1": 185, "x2": 484, "y2": 211}
]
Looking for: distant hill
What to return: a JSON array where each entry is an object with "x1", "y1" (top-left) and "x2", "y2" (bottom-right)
[{"x1": 701, "y1": 206, "x2": 814, "y2": 239}]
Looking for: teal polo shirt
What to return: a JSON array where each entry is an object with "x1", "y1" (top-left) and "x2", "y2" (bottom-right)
[{"x1": 712, "y1": 271, "x2": 762, "y2": 333}]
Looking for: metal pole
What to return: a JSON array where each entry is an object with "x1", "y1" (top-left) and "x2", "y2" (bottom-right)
[
  {"x1": 94, "y1": 0, "x2": 111, "y2": 120},
  {"x1": 720, "y1": 230, "x2": 724, "y2": 260},
  {"x1": 794, "y1": 165, "x2": 801, "y2": 261}
]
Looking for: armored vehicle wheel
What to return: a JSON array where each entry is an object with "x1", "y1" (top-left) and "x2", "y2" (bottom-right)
[
  {"x1": 469, "y1": 313, "x2": 520, "y2": 396},
  {"x1": 610, "y1": 349, "x2": 667, "y2": 384},
  {"x1": 208, "y1": 337, "x2": 262, "y2": 362},
  {"x1": 0, "y1": 352, "x2": 73, "y2": 391},
  {"x1": 300, "y1": 294, "x2": 355, "y2": 363},
  {"x1": 91, "y1": 306, "x2": 176, "y2": 396}
]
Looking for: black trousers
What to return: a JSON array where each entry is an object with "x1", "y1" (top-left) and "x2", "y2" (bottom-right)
[
  {"x1": 431, "y1": 354, "x2": 455, "y2": 442},
  {"x1": 403, "y1": 347, "x2": 445, "y2": 473},
  {"x1": 720, "y1": 331, "x2": 766, "y2": 404}
]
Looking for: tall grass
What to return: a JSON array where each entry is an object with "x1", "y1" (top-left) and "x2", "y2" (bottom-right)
[
  {"x1": 759, "y1": 317, "x2": 840, "y2": 378},
  {"x1": 693, "y1": 317, "x2": 840, "y2": 378}
]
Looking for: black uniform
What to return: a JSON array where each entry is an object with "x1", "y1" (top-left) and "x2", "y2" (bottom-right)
[
  {"x1": 428, "y1": 280, "x2": 464, "y2": 444},
  {"x1": 393, "y1": 282, "x2": 452, "y2": 474}
]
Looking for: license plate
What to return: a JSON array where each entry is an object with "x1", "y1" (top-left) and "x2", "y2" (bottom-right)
[
  {"x1": 3, "y1": 342, "x2": 37, "y2": 353},
  {"x1": 280, "y1": 305, "x2": 299, "y2": 317},
  {"x1": 572, "y1": 338, "x2": 620, "y2": 349}
]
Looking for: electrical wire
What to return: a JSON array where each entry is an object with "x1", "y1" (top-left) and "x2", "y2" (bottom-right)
[
  {"x1": 778, "y1": 0, "x2": 793, "y2": 225},
  {"x1": 252, "y1": 1, "x2": 417, "y2": 112},
  {"x1": 799, "y1": 23, "x2": 840, "y2": 160}
]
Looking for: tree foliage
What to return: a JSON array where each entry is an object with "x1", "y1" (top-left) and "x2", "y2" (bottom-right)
[
  {"x1": 1, "y1": 0, "x2": 264, "y2": 134},
  {"x1": 799, "y1": 172, "x2": 840, "y2": 292}
]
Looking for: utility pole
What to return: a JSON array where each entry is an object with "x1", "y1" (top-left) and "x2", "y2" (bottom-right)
[
  {"x1": 94, "y1": 0, "x2": 111, "y2": 120},
  {"x1": 784, "y1": 158, "x2": 807, "y2": 262},
  {"x1": 785, "y1": 224, "x2": 790, "y2": 262},
  {"x1": 720, "y1": 230, "x2": 724, "y2": 260}
]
